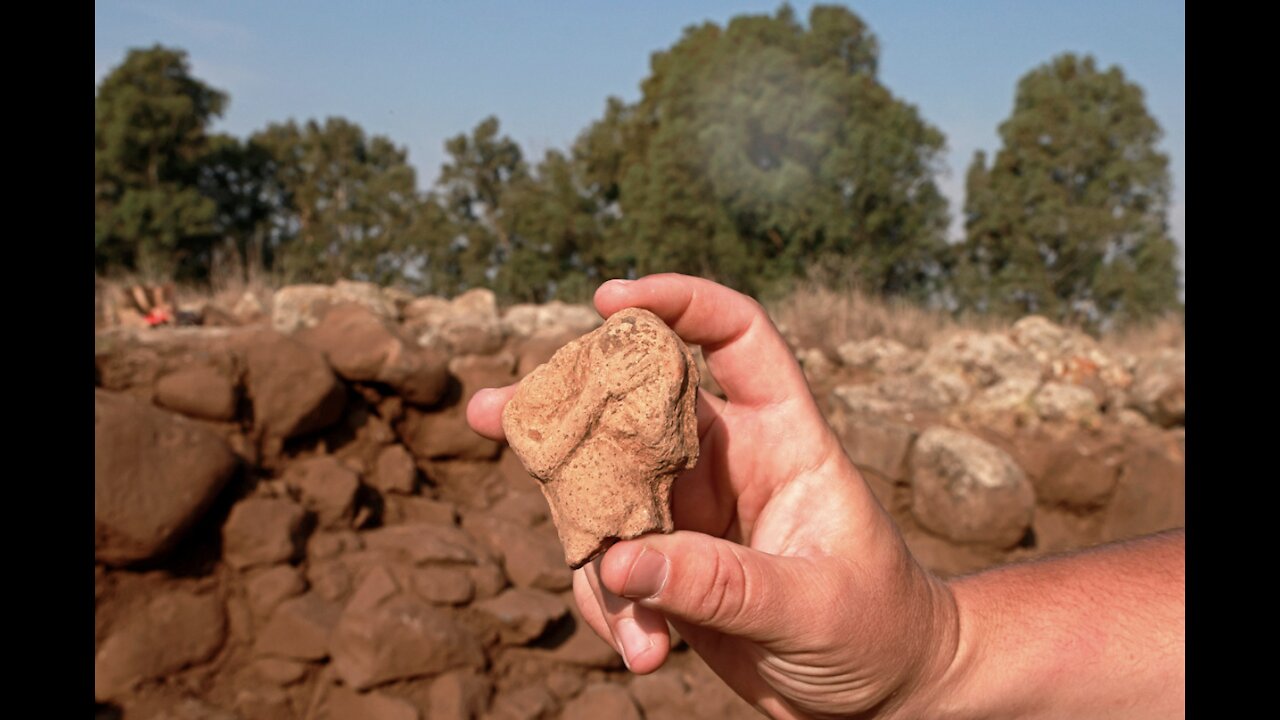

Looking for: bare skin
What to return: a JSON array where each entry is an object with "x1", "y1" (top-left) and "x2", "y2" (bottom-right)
[{"x1": 467, "y1": 273, "x2": 1185, "y2": 720}]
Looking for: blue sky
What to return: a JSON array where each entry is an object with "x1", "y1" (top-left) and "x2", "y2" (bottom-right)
[{"x1": 95, "y1": 1, "x2": 1184, "y2": 271}]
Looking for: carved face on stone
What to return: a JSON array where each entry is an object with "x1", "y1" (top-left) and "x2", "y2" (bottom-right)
[{"x1": 502, "y1": 308, "x2": 700, "y2": 568}]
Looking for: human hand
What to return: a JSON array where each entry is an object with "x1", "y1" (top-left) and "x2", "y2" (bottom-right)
[{"x1": 467, "y1": 274, "x2": 958, "y2": 719}]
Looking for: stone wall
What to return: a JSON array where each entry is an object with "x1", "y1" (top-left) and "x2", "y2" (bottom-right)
[{"x1": 94, "y1": 281, "x2": 1185, "y2": 719}]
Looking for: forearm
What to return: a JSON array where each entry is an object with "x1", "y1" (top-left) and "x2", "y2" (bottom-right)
[{"x1": 908, "y1": 529, "x2": 1185, "y2": 720}]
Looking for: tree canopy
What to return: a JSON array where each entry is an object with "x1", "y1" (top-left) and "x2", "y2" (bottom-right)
[
  {"x1": 957, "y1": 53, "x2": 1180, "y2": 326},
  {"x1": 95, "y1": 45, "x2": 227, "y2": 280},
  {"x1": 572, "y1": 4, "x2": 951, "y2": 300},
  {"x1": 94, "y1": 16, "x2": 1181, "y2": 329}
]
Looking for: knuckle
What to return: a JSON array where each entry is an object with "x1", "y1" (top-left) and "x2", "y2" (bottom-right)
[{"x1": 693, "y1": 544, "x2": 751, "y2": 629}]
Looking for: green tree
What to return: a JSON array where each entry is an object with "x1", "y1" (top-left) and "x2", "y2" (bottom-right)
[
  {"x1": 571, "y1": 4, "x2": 950, "y2": 299},
  {"x1": 195, "y1": 134, "x2": 286, "y2": 282},
  {"x1": 95, "y1": 45, "x2": 227, "y2": 279},
  {"x1": 957, "y1": 53, "x2": 1180, "y2": 325},
  {"x1": 252, "y1": 118, "x2": 421, "y2": 285},
  {"x1": 425, "y1": 116, "x2": 530, "y2": 295}
]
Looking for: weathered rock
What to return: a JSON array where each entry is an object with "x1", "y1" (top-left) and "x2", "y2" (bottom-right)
[
  {"x1": 383, "y1": 495, "x2": 458, "y2": 526},
  {"x1": 515, "y1": 330, "x2": 579, "y2": 379},
  {"x1": 909, "y1": 427, "x2": 1035, "y2": 547},
  {"x1": 918, "y1": 331, "x2": 1042, "y2": 388},
  {"x1": 404, "y1": 288, "x2": 505, "y2": 355},
  {"x1": 796, "y1": 348, "x2": 836, "y2": 384},
  {"x1": 964, "y1": 376, "x2": 1042, "y2": 421},
  {"x1": 240, "y1": 330, "x2": 346, "y2": 441},
  {"x1": 154, "y1": 365, "x2": 239, "y2": 421},
  {"x1": 308, "y1": 558, "x2": 356, "y2": 603},
  {"x1": 321, "y1": 686, "x2": 420, "y2": 720},
  {"x1": 502, "y1": 301, "x2": 602, "y2": 339},
  {"x1": 346, "y1": 564, "x2": 402, "y2": 614},
  {"x1": 94, "y1": 589, "x2": 226, "y2": 701},
  {"x1": 95, "y1": 390, "x2": 239, "y2": 565},
  {"x1": 252, "y1": 657, "x2": 308, "y2": 686},
  {"x1": 283, "y1": 457, "x2": 361, "y2": 528},
  {"x1": 502, "y1": 308, "x2": 700, "y2": 568},
  {"x1": 329, "y1": 594, "x2": 485, "y2": 690},
  {"x1": 361, "y1": 522, "x2": 483, "y2": 565},
  {"x1": 398, "y1": 406, "x2": 502, "y2": 461},
  {"x1": 372, "y1": 444, "x2": 419, "y2": 494},
  {"x1": 271, "y1": 282, "x2": 396, "y2": 334},
  {"x1": 308, "y1": 529, "x2": 364, "y2": 561},
  {"x1": 429, "y1": 669, "x2": 493, "y2": 720},
  {"x1": 246, "y1": 565, "x2": 308, "y2": 618},
  {"x1": 1010, "y1": 316, "x2": 1131, "y2": 391},
  {"x1": 487, "y1": 489, "x2": 551, "y2": 528},
  {"x1": 474, "y1": 588, "x2": 568, "y2": 645},
  {"x1": 1128, "y1": 349, "x2": 1185, "y2": 427},
  {"x1": 222, "y1": 497, "x2": 307, "y2": 569},
  {"x1": 1034, "y1": 444, "x2": 1121, "y2": 510},
  {"x1": 836, "y1": 337, "x2": 920, "y2": 375},
  {"x1": 561, "y1": 684, "x2": 641, "y2": 720},
  {"x1": 487, "y1": 685, "x2": 555, "y2": 720},
  {"x1": 300, "y1": 303, "x2": 450, "y2": 405},
  {"x1": 544, "y1": 669, "x2": 586, "y2": 700},
  {"x1": 831, "y1": 384, "x2": 901, "y2": 417},
  {"x1": 1033, "y1": 382, "x2": 1101, "y2": 425},
  {"x1": 536, "y1": 591, "x2": 623, "y2": 669},
  {"x1": 410, "y1": 565, "x2": 476, "y2": 605},
  {"x1": 630, "y1": 669, "x2": 689, "y2": 718},
  {"x1": 151, "y1": 698, "x2": 240, "y2": 720},
  {"x1": 1101, "y1": 436, "x2": 1185, "y2": 541},
  {"x1": 839, "y1": 420, "x2": 918, "y2": 482},
  {"x1": 462, "y1": 514, "x2": 572, "y2": 591},
  {"x1": 254, "y1": 592, "x2": 341, "y2": 660},
  {"x1": 878, "y1": 370, "x2": 971, "y2": 410}
]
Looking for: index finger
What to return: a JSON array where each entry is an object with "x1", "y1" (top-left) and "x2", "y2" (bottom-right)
[{"x1": 594, "y1": 274, "x2": 808, "y2": 407}]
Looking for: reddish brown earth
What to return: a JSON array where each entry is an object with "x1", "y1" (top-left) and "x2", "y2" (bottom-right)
[{"x1": 94, "y1": 282, "x2": 1185, "y2": 719}]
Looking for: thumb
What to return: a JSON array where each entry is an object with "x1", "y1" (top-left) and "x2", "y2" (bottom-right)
[{"x1": 599, "y1": 531, "x2": 811, "y2": 643}]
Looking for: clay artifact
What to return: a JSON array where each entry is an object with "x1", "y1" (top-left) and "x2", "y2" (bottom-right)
[{"x1": 502, "y1": 308, "x2": 700, "y2": 568}]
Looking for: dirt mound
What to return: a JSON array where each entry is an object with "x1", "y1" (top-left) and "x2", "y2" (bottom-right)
[{"x1": 94, "y1": 283, "x2": 1184, "y2": 718}]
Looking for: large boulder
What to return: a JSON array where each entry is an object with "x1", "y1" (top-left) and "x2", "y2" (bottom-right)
[
  {"x1": 254, "y1": 592, "x2": 342, "y2": 661},
  {"x1": 239, "y1": 330, "x2": 346, "y2": 441},
  {"x1": 908, "y1": 427, "x2": 1035, "y2": 547},
  {"x1": 839, "y1": 420, "x2": 918, "y2": 482},
  {"x1": 271, "y1": 281, "x2": 397, "y2": 334},
  {"x1": 282, "y1": 457, "x2": 361, "y2": 529},
  {"x1": 153, "y1": 365, "x2": 239, "y2": 421},
  {"x1": 1127, "y1": 349, "x2": 1185, "y2": 427},
  {"x1": 835, "y1": 337, "x2": 921, "y2": 375},
  {"x1": 94, "y1": 589, "x2": 226, "y2": 701},
  {"x1": 403, "y1": 288, "x2": 505, "y2": 355},
  {"x1": 329, "y1": 593, "x2": 485, "y2": 690},
  {"x1": 918, "y1": 331, "x2": 1042, "y2": 388},
  {"x1": 502, "y1": 301, "x2": 601, "y2": 339},
  {"x1": 473, "y1": 588, "x2": 568, "y2": 645},
  {"x1": 394, "y1": 354, "x2": 515, "y2": 461},
  {"x1": 561, "y1": 684, "x2": 641, "y2": 720},
  {"x1": 298, "y1": 303, "x2": 450, "y2": 406},
  {"x1": 222, "y1": 497, "x2": 307, "y2": 569},
  {"x1": 1010, "y1": 315, "x2": 1131, "y2": 392},
  {"x1": 95, "y1": 390, "x2": 239, "y2": 565},
  {"x1": 1033, "y1": 382, "x2": 1101, "y2": 426}
]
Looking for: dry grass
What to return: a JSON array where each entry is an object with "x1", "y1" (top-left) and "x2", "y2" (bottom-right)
[
  {"x1": 95, "y1": 266, "x2": 1184, "y2": 358},
  {"x1": 767, "y1": 281, "x2": 996, "y2": 353},
  {"x1": 1098, "y1": 313, "x2": 1185, "y2": 354},
  {"x1": 767, "y1": 280, "x2": 1184, "y2": 357}
]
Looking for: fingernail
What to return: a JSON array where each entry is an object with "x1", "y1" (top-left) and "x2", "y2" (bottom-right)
[
  {"x1": 615, "y1": 618, "x2": 652, "y2": 670},
  {"x1": 606, "y1": 278, "x2": 633, "y2": 288},
  {"x1": 621, "y1": 548, "x2": 669, "y2": 599}
]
